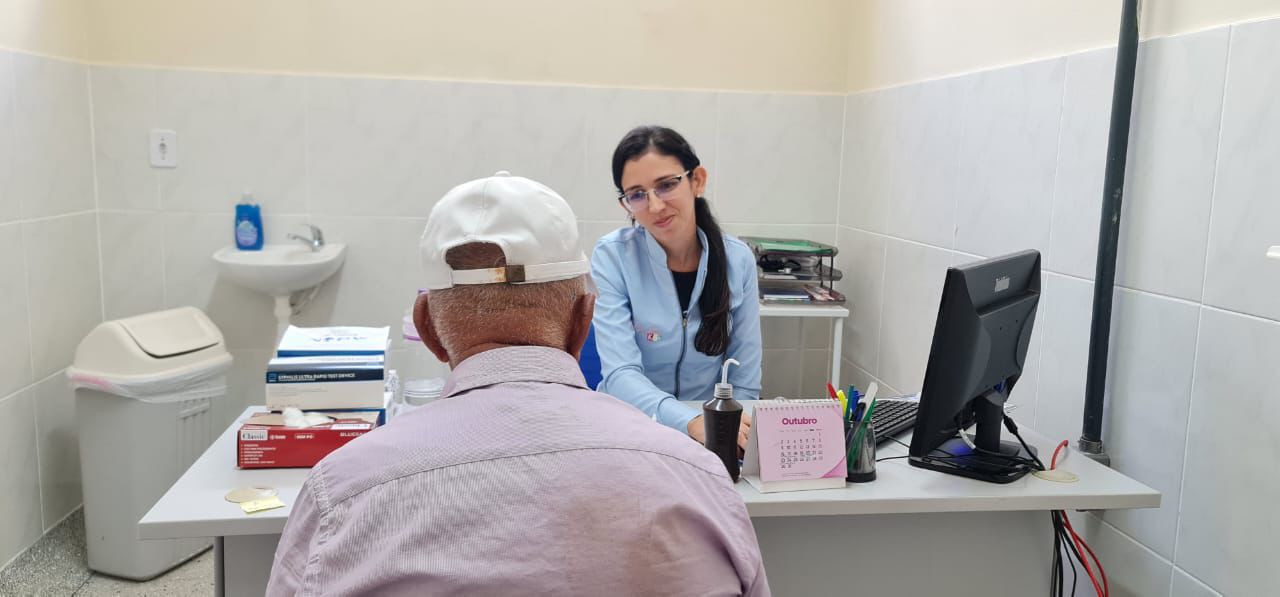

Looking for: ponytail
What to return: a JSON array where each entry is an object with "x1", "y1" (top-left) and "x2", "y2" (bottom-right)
[{"x1": 693, "y1": 197, "x2": 731, "y2": 356}]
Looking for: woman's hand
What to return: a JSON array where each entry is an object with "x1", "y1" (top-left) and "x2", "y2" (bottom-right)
[
  {"x1": 687, "y1": 415, "x2": 707, "y2": 444},
  {"x1": 687, "y1": 412, "x2": 753, "y2": 452}
]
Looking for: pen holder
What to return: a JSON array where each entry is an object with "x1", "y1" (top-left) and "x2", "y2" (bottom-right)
[{"x1": 846, "y1": 421, "x2": 877, "y2": 483}]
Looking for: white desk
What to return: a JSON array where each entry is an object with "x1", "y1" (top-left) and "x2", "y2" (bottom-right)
[
  {"x1": 142, "y1": 405, "x2": 1158, "y2": 596},
  {"x1": 758, "y1": 302, "x2": 849, "y2": 389}
]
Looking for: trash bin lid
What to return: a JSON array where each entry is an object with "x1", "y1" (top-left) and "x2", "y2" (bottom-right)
[
  {"x1": 72, "y1": 306, "x2": 229, "y2": 378},
  {"x1": 119, "y1": 308, "x2": 220, "y2": 358}
]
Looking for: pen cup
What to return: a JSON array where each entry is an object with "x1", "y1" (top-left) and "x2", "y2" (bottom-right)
[{"x1": 846, "y1": 422, "x2": 877, "y2": 483}]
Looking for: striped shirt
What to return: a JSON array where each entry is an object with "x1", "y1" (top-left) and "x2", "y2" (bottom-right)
[{"x1": 268, "y1": 345, "x2": 769, "y2": 596}]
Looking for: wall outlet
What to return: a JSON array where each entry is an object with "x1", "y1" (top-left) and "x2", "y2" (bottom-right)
[{"x1": 149, "y1": 129, "x2": 177, "y2": 168}]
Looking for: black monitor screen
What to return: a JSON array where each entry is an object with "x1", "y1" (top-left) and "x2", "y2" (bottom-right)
[{"x1": 908, "y1": 250, "x2": 1041, "y2": 483}]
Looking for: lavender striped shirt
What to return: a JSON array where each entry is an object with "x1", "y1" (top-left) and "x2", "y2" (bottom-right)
[{"x1": 268, "y1": 345, "x2": 769, "y2": 596}]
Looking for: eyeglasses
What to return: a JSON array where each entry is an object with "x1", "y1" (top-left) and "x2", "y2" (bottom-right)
[{"x1": 617, "y1": 170, "x2": 692, "y2": 212}]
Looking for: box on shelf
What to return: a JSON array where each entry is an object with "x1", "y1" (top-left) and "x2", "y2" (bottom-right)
[
  {"x1": 307, "y1": 390, "x2": 392, "y2": 426},
  {"x1": 265, "y1": 378, "x2": 386, "y2": 410},
  {"x1": 276, "y1": 325, "x2": 390, "y2": 358},
  {"x1": 237, "y1": 393, "x2": 391, "y2": 469},
  {"x1": 265, "y1": 354, "x2": 387, "y2": 410}
]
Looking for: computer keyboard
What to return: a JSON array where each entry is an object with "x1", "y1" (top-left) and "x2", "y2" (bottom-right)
[{"x1": 869, "y1": 399, "x2": 918, "y2": 444}]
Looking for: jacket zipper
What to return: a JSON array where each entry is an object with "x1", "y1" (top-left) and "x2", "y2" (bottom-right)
[{"x1": 673, "y1": 310, "x2": 689, "y2": 398}]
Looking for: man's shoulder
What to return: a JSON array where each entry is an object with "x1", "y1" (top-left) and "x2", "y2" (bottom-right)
[{"x1": 312, "y1": 387, "x2": 728, "y2": 505}]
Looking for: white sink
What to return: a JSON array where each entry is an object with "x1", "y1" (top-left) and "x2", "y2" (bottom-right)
[{"x1": 213, "y1": 244, "x2": 346, "y2": 296}]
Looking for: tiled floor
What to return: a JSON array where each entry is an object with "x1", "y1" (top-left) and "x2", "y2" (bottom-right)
[
  {"x1": 74, "y1": 551, "x2": 213, "y2": 596},
  {"x1": 0, "y1": 509, "x2": 215, "y2": 596}
]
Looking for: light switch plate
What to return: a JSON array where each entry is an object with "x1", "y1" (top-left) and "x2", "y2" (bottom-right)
[
  {"x1": 150, "y1": 129, "x2": 177, "y2": 168},
  {"x1": 1268, "y1": 246, "x2": 1279, "y2": 260}
]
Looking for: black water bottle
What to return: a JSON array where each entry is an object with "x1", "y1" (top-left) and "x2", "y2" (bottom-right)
[{"x1": 703, "y1": 359, "x2": 743, "y2": 481}]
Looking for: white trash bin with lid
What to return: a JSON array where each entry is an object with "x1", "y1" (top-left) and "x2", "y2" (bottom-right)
[{"x1": 68, "y1": 306, "x2": 232, "y2": 580}]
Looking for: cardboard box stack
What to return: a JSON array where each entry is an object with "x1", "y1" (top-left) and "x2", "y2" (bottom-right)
[{"x1": 238, "y1": 326, "x2": 393, "y2": 469}]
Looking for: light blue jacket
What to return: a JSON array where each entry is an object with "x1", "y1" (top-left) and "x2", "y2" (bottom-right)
[{"x1": 591, "y1": 226, "x2": 762, "y2": 433}]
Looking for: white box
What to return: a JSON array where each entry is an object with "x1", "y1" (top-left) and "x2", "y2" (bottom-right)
[{"x1": 265, "y1": 379, "x2": 386, "y2": 410}]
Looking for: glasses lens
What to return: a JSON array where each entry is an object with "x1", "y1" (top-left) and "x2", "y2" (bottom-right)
[
  {"x1": 624, "y1": 190, "x2": 648, "y2": 209},
  {"x1": 654, "y1": 176, "x2": 683, "y2": 198}
]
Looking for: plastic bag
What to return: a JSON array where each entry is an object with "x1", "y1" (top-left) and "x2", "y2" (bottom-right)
[{"x1": 66, "y1": 353, "x2": 233, "y2": 404}]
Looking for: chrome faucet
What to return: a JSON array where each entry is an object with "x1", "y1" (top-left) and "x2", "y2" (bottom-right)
[{"x1": 287, "y1": 225, "x2": 325, "y2": 251}]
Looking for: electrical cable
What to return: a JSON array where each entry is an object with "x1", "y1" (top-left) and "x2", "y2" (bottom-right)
[
  {"x1": 875, "y1": 455, "x2": 911, "y2": 463},
  {"x1": 864, "y1": 413, "x2": 1108, "y2": 595},
  {"x1": 1001, "y1": 415, "x2": 1108, "y2": 597},
  {"x1": 1051, "y1": 440, "x2": 1069, "y2": 469},
  {"x1": 1049, "y1": 439, "x2": 1108, "y2": 597}
]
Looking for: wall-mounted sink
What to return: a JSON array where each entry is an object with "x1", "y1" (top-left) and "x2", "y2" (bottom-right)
[
  {"x1": 213, "y1": 243, "x2": 346, "y2": 340},
  {"x1": 213, "y1": 244, "x2": 346, "y2": 296}
]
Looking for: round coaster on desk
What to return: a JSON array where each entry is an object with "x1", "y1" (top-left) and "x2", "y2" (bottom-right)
[
  {"x1": 225, "y1": 486, "x2": 279, "y2": 503},
  {"x1": 1033, "y1": 469, "x2": 1079, "y2": 483}
]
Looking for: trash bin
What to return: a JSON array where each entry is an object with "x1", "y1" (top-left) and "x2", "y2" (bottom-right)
[{"x1": 67, "y1": 306, "x2": 232, "y2": 580}]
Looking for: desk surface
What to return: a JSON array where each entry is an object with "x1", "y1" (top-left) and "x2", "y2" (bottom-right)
[
  {"x1": 140, "y1": 404, "x2": 1159, "y2": 539},
  {"x1": 739, "y1": 426, "x2": 1159, "y2": 517}
]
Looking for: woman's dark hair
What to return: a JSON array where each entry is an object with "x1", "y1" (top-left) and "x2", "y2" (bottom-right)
[{"x1": 611, "y1": 125, "x2": 731, "y2": 357}]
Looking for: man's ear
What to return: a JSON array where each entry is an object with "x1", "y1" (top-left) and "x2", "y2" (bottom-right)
[
  {"x1": 413, "y1": 292, "x2": 450, "y2": 363},
  {"x1": 566, "y1": 292, "x2": 596, "y2": 360}
]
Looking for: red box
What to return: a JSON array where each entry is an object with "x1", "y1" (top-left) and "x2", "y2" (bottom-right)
[{"x1": 237, "y1": 411, "x2": 379, "y2": 469}]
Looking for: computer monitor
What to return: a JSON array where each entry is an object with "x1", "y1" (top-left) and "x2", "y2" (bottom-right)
[{"x1": 908, "y1": 250, "x2": 1041, "y2": 484}]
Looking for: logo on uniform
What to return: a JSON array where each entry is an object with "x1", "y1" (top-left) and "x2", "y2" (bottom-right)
[{"x1": 645, "y1": 330, "x2": 661, "y2": 342}]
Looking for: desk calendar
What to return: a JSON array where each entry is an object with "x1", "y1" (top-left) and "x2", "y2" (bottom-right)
[{"x1": 743, "y1": 399, "x2": 847, "y2": 493}]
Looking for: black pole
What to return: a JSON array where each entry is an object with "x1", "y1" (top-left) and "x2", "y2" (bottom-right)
[{"x1": 1080, "y1": 0, "x2": 1140, "y2": 463}]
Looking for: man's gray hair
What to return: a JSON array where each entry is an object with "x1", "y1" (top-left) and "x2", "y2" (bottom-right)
[{"x1": 428, "y1": 243, "x2": 587, "y2": 355}]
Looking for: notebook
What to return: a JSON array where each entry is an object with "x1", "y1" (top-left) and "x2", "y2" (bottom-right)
[{"x1": 743, "y1": 399, "x2": 847, "y2": 493}]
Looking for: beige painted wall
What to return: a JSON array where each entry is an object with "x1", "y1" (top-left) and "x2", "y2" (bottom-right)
[
  {"x1": 847, "y1": 0, "x2": 1280, "y2": 92},
  {"x1": 6, "y1": 1, "x2": 1280, "y2": 95},
  {"x1": 0, "y1": 0, "x2": 88, "y2": 59},
  {"x1": 84, "y1": 0, "x2": 851, "y2": 92}
]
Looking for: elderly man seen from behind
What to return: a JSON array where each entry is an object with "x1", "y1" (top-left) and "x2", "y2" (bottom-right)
[{"x1": 266, "y1": 171, "x2": 769, "y2": 596}]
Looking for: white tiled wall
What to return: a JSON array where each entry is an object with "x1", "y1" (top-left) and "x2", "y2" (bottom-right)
[
  {"x1": 2, "y1": 15, "x2": 1277, "y2": 595},
  {"x1": 86, "y1": 67, "x2": 845, "y2": 410},
  {"x1": 837, "y1": 17, "x2": 1280, "y2": 597},
  {"x1": 0, "y1": 50, "x2": 102, "y2": 568},
  {"x1": 952, "y1": 58, "x2": 1065, "y2": 259},
  {"x1": 4, "y1": 47, "x2": 844, "y2": 566}
]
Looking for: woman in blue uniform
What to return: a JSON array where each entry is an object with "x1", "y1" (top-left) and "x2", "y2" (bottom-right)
[{"x1": 591, "y1": 126, "x2": 762, "y2": 448}]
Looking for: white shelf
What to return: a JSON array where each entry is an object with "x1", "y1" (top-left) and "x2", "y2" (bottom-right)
[{"x1": 758, "y1": 302, "x2": 849, "y2": 318}]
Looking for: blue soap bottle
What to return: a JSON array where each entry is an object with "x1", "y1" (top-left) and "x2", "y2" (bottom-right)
[{"x1": 235, "y1": 191, "x2": 263, "y2": 250}]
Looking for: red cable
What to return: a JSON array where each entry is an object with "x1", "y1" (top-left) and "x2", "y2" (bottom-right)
[
  {"x1": 1061, "y1": 512, "x2": 1107, "y2": 596},
  {"x1": 1051, "y1": 440, "x2": 1068, "y2": 469},
  {"x1": 1068, "y1": 517, "x2": 1110, "y2": 596},
  {"x1": 1050, "y1": 439, "x2": 1108, "y2": 596}
]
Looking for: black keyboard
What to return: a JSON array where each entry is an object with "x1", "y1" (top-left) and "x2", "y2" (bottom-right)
[{"x1": 868, "y1": 399, "x2": 918, "y2": 444}]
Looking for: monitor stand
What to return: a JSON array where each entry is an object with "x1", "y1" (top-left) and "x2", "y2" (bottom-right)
[{"x1": 910, "y1": 388, "x2": 1036, "y2": 484}]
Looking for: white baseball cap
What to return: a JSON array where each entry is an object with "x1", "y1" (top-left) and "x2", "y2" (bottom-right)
[{"x1": 420, "y1": 171, "x2": 589, "y2": 290}]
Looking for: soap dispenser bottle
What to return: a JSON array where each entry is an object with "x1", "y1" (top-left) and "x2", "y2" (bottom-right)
[
  {"x1": 235, "y1": 191, "x2": 264, "y2": 250},
  {"x1": 703, "y1": 358, "x2": 744, "y2": 482}
]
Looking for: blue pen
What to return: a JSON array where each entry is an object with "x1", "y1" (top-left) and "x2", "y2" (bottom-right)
[{"x1": 852, "y1": 401, "x2": 867, "y2": 423}]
